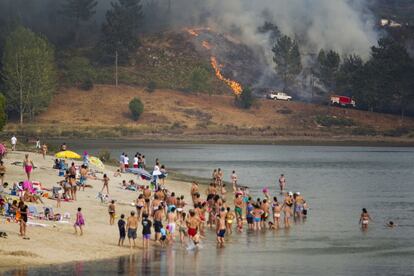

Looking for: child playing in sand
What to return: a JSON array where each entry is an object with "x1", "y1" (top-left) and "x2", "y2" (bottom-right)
[
  {"x1": 118, "y1": 214, "x2": 126, "y2": 246},
  {"x1": 74, "y1": 207, "x2": 85, "y2": 235}
]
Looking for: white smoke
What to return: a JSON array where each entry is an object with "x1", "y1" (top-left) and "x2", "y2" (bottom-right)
[{"x1": 171, "y1": 0, "x2": 378, "y2": 60}]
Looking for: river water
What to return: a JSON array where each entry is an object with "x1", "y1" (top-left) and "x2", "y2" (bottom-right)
[{"x1": 7, "y1": 141, "x2": 414, "y2": 275}]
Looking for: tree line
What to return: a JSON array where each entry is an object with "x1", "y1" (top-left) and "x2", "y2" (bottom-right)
[
  {"x1": 0, "y1": 0, "x2": 148, "y2": 125},
  {"x1": 267, "y1": 23, "x2": 414, "y2": 117}
]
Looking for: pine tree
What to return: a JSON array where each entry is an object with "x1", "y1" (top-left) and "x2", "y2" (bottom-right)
[
  {"x1": 101, "y1": 0, "x2": 143, "y2": 63},
  {"x1": 272, "y1": 35, "x2": 302, "y2": 91},
  {"x1": 61, "y1": 0, "x2": 98, "y2": 44},
  {"x1": 316, "y1": 49, "x2": 340, "y2": 93}
]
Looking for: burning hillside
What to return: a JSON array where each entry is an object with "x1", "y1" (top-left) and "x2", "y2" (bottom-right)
[{"x1": 185, "y1": 27, "x2": 269, "y2": 94}]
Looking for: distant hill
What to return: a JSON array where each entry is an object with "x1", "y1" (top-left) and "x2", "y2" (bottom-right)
[{"x1": 4, "y1": 85, "x2": 414, "y2": 143}]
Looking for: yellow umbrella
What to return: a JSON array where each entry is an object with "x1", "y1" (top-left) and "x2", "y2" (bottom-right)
[
  {"x1": 89, "y1": 156, "x2": 105, "y2": 170},
  {"x1": 55, "y1": 150, "x2": 81, "y2": 159}
]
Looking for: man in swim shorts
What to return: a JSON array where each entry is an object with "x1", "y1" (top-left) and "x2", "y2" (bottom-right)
[
  {"x1": 127, "y1": 211, "x2": 138, "y2": 248},
  {"x1": 216, "y1": 213, "x2": 226, "y2": 247},
  {"x1": 186, "y1": 210, "x2": 201, "y2": 242},
  {"x1": 153, "y1": 208, "x2": 164, "y2": 241},
  {"x1": 142, "y1": 213, "x2": 152, "y2": 249}
]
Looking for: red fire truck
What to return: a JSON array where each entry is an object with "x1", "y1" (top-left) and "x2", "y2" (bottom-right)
[{"x1": 330, "y1": 95, "x2": 356, "y2": 108}]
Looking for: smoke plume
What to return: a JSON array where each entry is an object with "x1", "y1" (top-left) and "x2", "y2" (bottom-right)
[{"x1": 169, "y1": 0, "x2": 378, "y2": 59}]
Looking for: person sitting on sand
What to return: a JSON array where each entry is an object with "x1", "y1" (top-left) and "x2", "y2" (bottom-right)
[
  {"x1": 113, "y1": 169, "x2": 121, "y2": 178},
  {"x1": 127, "y1": 211, "x2": 138, "y2": 248}
]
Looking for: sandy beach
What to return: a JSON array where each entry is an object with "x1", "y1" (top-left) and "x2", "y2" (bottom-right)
[{"x1": 0, "y1": 150, "x2": 196, "y2": 272}]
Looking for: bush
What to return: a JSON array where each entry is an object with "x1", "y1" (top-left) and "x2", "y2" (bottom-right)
[
  {"x1": 97, "y1": 149, "x2": 111, "y2": 162},
  {"x1": 146, "y1": 81, "x2": 157, "y2": 93},
  {"x1": 0, "y1": 94, "x2": 7, "y2": 131},
  {"x1": 352, "y1": 127, "x2": 377, "y2": 136},
  {"x1": 80, "y1": 79, "x2": 94, "y2": 91},
  {"x1": 383, "y1": 127, "x2": 410, "y2": 137},
  {"x1": 235, "y1": 87, "x2": 254, "y2": 109},
  {"x1": 129, "y1": 97, "x2": 144, "y2": 121},
  {"x1": 62, "y1": 56, "x2": 95, "y2": 88},
  {"x1": 315, "y1": 115, "x2": 354, "y2": 127},
  {"x1": 189, "y1": 67, "x2": 210, "y2": 93}
]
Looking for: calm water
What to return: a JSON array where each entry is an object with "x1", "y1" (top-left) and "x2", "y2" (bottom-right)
[{"x1": 9, "y1": 141, "x2": 414, "y2": 275}]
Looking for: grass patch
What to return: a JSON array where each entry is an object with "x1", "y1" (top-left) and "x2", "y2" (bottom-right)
[{"x1": 316, "y1": 115, "x2": 355, "y2": 127}]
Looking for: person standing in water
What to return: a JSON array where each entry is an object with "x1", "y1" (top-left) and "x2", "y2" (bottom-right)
[
  {"x1": 278, "y1": 174, "x2": 286, "y2": 193},
  {"x1": 359, "y1": 208, "x2": 373, "y2": 230},
  {"x1": 23, "y1": 154, "x2": 34, "y2": 180},
  {"x1": 231, "y1": 170, "x2": 238, "y2": 192}
]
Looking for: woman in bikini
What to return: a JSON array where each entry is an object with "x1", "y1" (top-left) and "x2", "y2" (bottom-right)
[
  {"x1": 135, "y1": 194, "x2": 145, "y2": 221},
  {"x1": 359, "y1": 208, "x2": 373, "y2": 230},
  {"x1": 272, "y1": 197, "x2": 282, "y2": 229},
  {"x1": 283, "y1": 192, "x2": 293, "y2": 228},
  {"x1": 225, "y1": 207, "x2": 236, "y2": 234},
  {"x1": 23, "y1": 154, "x2": 34, "y2": 180}
]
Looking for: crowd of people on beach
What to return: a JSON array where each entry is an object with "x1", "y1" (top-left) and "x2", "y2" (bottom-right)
[{"x1": 0, "y1": 136, "x2": 396, "y2": 247}]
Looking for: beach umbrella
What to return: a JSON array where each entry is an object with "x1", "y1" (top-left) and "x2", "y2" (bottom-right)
[
  {"x1": 55, "y1": 150, "x2": 81, "y2": 159},
  {"x1": 89, "y1": 156, "x2": 105, "y2": 170},
  {"x1": 0, "y1": 144, "x2": 7, "y2": 155}
]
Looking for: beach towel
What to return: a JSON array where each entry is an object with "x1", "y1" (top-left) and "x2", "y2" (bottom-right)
[{"x1": 27, "y1": 222, "x2": 48, "y2": 227}]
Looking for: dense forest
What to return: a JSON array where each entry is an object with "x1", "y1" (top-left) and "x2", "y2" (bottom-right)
[{"x1": 0, "y1": 0, "x2": 414, "y2": 126}]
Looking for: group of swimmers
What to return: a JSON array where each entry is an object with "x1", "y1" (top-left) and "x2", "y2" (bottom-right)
[{"x1": 110, "y1": 166, "x2": 312, "y2": 250}]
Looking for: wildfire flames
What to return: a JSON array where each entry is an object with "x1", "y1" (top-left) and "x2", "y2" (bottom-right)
[
  {"x1": 210, "y1": 57, "x2": 243, "y2": 96},
  {"x1": 186, "y1": 27, "x2": 243, "y2": 96},
  {"x1": 202, "y1": 41, "x2": 212, "y2": 50}
]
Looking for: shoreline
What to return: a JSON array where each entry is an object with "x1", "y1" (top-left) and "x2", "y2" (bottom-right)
[
  {"x1": 0, "y1": 151, "x2": 198, "y2": 272},
  {"x1": 42, "y1": 136, "x2": 414, "y2": 147}
]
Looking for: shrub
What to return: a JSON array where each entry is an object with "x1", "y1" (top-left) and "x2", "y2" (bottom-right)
[
  {"x1": 383, "y1": 127, "x2": 410, "y2": 137},
  {"x1": 352, "y1": 127, "x2": 377, "y2": 136},
  {"x1": 80, "y1": 79, "x2": 94, "y2": 91},
  {"x1": 62, "y1": 56, "x2": 95, "y2": 88},
  {"x1": 129, "y1": 97, "x2": 144, "y2": 121},
  {"x1": 315, "y1": 115, "x2": 354, "y2": 127},
  {"x1": 97, "y1": 149, "x2": 111, "y2": 162},
  {"x1": 146, "y1": 81, "x2": 157, "y2": 93},
  {"x1": 0, "y1": 94, "x2": 7, "y2": 131},
  {"x1": 235, "y1": 87, "x2": 254, "y2": 109},
  {"x1": 189, "y1": 67, "x2": 210, "y2": 93}
]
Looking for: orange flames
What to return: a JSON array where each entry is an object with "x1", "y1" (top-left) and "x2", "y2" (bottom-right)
[
  {"x1": 210, "y1": 57, "x2": 243, "y2": 96},
  {"x1": 202, "y1": 41, "x2": 212, "y2": 50},
  {"x1": 187, "y1": 29, "x2": 199, "y2": 36}
]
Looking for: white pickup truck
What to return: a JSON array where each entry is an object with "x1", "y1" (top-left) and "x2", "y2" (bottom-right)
[{"x1": 267, "y1": 92, "x2": 292, "y2": 101}]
